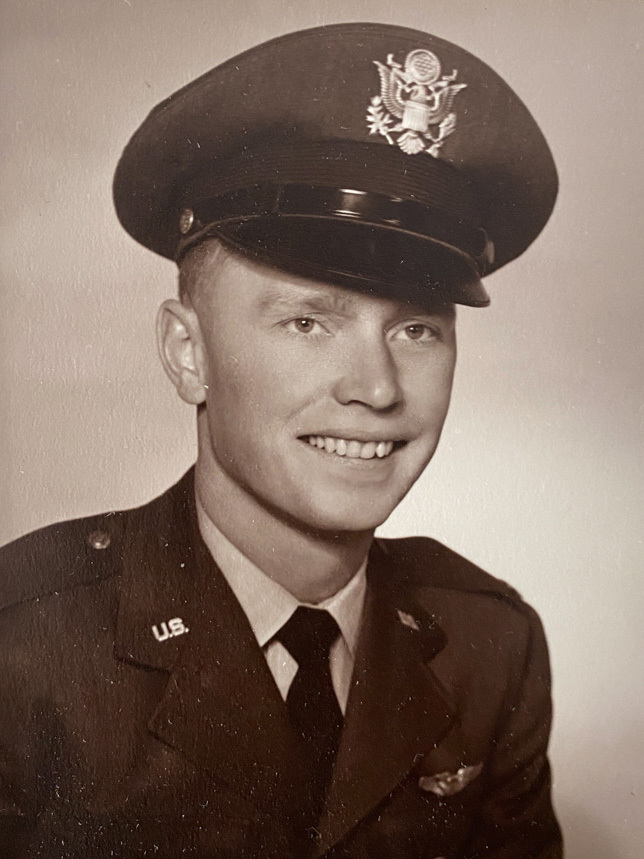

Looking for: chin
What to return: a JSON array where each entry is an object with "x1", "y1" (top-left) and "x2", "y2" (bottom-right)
[
  {"x1": 289, "y1": 492, "x2": 404, "y2": 535},
  {"x1": 277, "y1": 465, "x2": 430, "y2": 535}
]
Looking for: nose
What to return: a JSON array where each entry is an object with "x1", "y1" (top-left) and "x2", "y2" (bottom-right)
[{"x1": 332, "y1": 333, "x2": 403, "y2": 411}]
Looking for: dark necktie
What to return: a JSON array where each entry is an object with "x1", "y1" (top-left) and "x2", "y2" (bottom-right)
[{"x1": 275, "y1": 606, "x2": 343, "y2": 831}]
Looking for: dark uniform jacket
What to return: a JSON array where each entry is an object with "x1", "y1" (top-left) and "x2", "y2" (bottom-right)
[{"x1": 0, "y1": 470, "x2": 562, "y2": 858}]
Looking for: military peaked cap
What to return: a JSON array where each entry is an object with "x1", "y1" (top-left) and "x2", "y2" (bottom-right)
[{"x1": 113, "y1": 23, "x2": 558, "y2": 306}]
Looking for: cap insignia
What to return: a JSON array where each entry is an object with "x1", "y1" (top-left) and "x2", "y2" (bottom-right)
[{"x1": 367, "y1": 49, "x2": 466, "y2": 157}]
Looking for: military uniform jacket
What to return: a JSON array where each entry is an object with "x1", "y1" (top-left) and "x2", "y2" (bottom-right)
[{"x1": 0, "y1": 470, "x2": 562, "y2": 858}]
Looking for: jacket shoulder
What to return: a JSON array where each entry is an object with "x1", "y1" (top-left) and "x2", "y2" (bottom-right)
[
  {"x1": 0, "y1": 509, "x2": 131, "y2": 612},
  {"x1": 0, "y1": 471, "x2": 195, "y2": 612},
  {"x1": 375, "y1": 535, "x2": 525, "y2": 607}
]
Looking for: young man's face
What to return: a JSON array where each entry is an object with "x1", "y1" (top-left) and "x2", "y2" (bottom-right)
[{"x1": 187, "y1": 246, "x2": 457, "y2": 534}]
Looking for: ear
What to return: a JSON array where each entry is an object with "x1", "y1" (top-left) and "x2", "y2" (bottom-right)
[{"x1": 156, "y1": 299, "x2": 206, "y2": 405}]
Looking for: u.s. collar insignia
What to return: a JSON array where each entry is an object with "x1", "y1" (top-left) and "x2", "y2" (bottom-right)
[
  {"x1": 419, "y1": 762, "x2": 483, "y2": 796},
  {"x1": 151, "y1": 617, "x2": 189, "y2": 642},
  {"x1": 367, "y1": 49, "x2": 467, "y2": 157}
]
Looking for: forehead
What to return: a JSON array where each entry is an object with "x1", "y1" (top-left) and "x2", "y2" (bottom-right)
[{"x1": 187, "y1": 240, "x2": 456, "y2": 319}]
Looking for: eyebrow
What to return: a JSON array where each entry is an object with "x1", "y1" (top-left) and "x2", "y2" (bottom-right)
[
  {"x1": 257, "y1": 283, "x2": 457, "y2": 321},
  {"x1": 258, "y1": 286, "x2": 356, "y2": 315}
]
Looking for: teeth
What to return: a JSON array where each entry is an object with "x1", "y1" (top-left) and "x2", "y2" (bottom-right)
[
  {"x1": 346, "y1": 441, "x2": 362, "y2": 458},
  {"x1": 306, "y1": 436, "x2": 397, "y2": 460},
  {"x1": 359, "y1": 441, "x2": 377, "y2": 459}
]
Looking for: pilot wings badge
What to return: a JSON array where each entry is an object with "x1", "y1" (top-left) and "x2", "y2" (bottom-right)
[{"x1": 367, "y1": 49, "x2": 467, "y2": 157}]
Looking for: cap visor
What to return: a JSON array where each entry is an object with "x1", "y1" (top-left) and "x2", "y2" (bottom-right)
[{"x1": 197, "y1": 217, "x2": 490, "y2": 307}]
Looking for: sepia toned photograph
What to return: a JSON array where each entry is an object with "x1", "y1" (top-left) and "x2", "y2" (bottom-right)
[{"x1": 1, "y1": 2, "x2": 642, "y2": 857}]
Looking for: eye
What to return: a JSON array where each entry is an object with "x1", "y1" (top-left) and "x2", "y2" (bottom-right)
[
  {"x1": 392, "y1": 322, "x2": 439, "y2": 342},
  {"x1": 285, "y1": 317, "x2": 324, "y2": 335}
]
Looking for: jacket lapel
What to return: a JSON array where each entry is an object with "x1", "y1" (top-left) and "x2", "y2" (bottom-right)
[
  {"x1": 114, "y1": 470, "x2": 304, "y2": 822},
  {"x1": 316, "y1": 540, "x2": 456, "y2": 856},
  {"x1": 113, "y1": 473, "x2": 458, "y2": 848}
]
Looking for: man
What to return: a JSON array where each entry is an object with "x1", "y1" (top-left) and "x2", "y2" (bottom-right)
[{"x1": 0, "y1": 22, "x2": 562, "y2": 858}]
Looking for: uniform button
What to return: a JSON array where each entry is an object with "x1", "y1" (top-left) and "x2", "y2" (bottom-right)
[{"x1": 88, "y1": 529, "x2": 111, "y2": 550}]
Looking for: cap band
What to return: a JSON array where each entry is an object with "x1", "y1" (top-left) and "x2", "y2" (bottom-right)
[{"x1": 177, "y1": 184, "x2": 492, "y2": 269}]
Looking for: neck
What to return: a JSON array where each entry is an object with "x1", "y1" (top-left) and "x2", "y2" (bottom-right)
[{"x1": 194, "y1": 450, "x2": 373, "y2": 605}]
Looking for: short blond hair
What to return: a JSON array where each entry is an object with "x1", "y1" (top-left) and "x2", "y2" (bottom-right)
[{"x1": 178, "y1": 238, "x2": 230, "y2": 304}]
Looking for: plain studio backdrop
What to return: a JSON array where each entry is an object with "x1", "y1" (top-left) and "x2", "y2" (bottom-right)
[{"x1": 1, "y1": 1, "x2": 642, "y2": 856}]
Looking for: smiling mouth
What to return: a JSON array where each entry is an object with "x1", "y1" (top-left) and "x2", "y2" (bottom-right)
[{"x1": 301, "y1": 436, "x2": 406, "y2": 460}]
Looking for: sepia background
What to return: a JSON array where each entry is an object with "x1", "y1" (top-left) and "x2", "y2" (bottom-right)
[{"x1": 1, "y1": 1, "x2": 642, "y2": 856}]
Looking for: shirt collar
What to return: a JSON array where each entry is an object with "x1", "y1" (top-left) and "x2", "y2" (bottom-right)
[{"x1": 196, "y1": 501, "x2": 367, "y2": 655}]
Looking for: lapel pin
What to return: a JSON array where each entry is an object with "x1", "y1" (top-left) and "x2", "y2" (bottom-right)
[
  {"x1": 419, "y1": 762, "x2": 483, "y2": 797},
  {"x1": 397, "y1": 609, "x2": 421, "y2": 631}
]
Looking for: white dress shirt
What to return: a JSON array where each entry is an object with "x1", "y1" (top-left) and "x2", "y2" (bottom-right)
[{"x1": 197, "y1": 503, "x2": 367, "y2": 714}]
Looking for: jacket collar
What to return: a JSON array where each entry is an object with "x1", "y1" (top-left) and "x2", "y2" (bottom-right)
[
  {"x1": 114, "y1": 472, "x2": 456, "y2": 846},
  {"x1": 114, "y1": 468, "x2": 202, "y2": 672},
  {"x1": 315, "y1": 538, "x2": 455, "y2": 854},
  {"x1": 114, "y1": 469, "x2": 306, "y2": 822}
]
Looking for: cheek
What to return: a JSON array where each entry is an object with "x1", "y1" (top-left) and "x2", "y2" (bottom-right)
[
  {"x1": 202, "y1": 346, "x2": 287, "y2": 452},
  {"x1": 204, "y1": 330, "x2": 324, "y2": 420},
  {"x1": 202, "y1": 327, "x2": 263, "y2": 402},
  {"x1": 405, "y1": 354, "x2": 456, "y2": 428}
]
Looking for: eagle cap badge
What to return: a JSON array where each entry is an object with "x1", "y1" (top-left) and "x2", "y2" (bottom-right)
[{"x1": 367, "y1": 48, "x2": 467, "y2": 157}]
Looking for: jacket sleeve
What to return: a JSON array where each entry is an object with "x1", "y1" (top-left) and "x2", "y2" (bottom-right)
[
  {"x1": 461, "y1": 605, "x2": 563, "y2": 858},
  {"x1": 0, "y1": 612, "x2": 39, "y2": 858}
]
